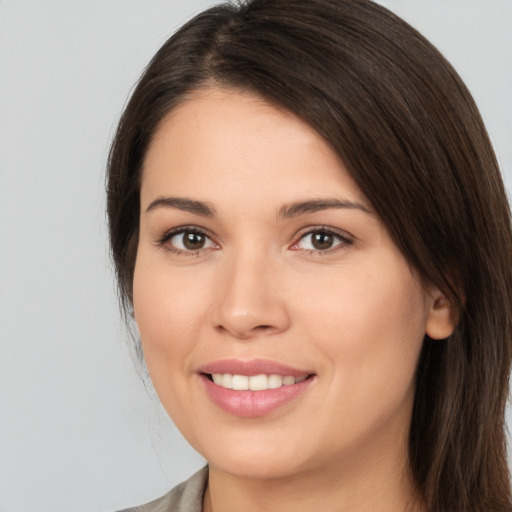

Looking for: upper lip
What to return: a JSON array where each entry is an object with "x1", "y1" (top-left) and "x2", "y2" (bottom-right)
[{"x1": 198, "y1": 359, "x2": 313, "y2": 377}]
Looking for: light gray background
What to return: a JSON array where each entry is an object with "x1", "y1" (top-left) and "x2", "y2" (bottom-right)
[{"x1": 1, "y1": 1, "x2": 511, "y2": 511}]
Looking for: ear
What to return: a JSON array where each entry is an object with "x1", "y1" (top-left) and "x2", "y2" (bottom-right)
[{"x1": 425, "y1": 288, "x2": 458, "y2": 340}]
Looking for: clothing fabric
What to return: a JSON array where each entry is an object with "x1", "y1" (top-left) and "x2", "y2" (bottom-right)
[{"x1": 118, "y1": 467, "x2": 208, "y2": 512}]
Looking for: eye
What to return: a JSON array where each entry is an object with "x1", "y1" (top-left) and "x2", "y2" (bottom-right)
[
  {"x1": 159, "y1": 228, "x2": 217, "y2": 254},
  {"x1": 292, "y1": 228, "x2": 352, "y2": 253}
]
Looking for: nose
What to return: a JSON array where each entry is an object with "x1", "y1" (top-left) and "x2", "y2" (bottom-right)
[{"x1": 211, "y1": 249, "x2": 290, "y2": 340}]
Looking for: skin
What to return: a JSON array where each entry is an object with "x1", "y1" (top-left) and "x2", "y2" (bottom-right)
[{"x1": 133, "y1": 87, "x2": 455, "y2": 512}]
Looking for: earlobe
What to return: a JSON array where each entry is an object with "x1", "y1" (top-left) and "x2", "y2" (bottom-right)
[{"x1": 425, "y1": 291, "x2": 458, "y2": 340}]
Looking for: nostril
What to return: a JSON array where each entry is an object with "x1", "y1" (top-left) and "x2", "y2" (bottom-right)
[{"x1": 214, "y1": 323, "x2": 278, "y2": 339}]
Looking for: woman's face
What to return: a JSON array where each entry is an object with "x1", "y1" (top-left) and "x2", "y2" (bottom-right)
[{"x1": 133, "y1": 88, "x2": 452, "y2": 480}]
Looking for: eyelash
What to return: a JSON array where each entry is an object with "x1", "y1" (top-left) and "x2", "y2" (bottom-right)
[
  {"x1": 156, "y1": 226, "x2": 354, "y2": 256},
  {"x1": 156, "y1": 227, "x2": 218, "y2": 257},
  {"x1": 291, "y1": 226, "x2": 354, "y2": 254}
]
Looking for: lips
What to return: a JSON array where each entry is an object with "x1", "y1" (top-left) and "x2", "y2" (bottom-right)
[
  {"x1": 198, "y1": 359, "x2": 315, "y2": 417},
  {"x1": 199, "y1": 358, "x2": 312, "y2": 376}
]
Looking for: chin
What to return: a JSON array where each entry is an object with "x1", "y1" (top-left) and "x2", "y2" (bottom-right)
[
  {"x1": 188, "y1": 426, "x2": 324, "y2": 481},
  {"x1": 209, "y1": 451, "x2": 309, "y2": 480}
]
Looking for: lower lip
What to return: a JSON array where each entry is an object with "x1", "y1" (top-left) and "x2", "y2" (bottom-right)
[{"x1": 200, "y1": 374, "x2": 314, "y2": 418}]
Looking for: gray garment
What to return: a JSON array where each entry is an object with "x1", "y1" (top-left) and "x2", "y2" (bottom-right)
[{"x1": 118, "y1": 467, "x2": 208, "y2": 512}]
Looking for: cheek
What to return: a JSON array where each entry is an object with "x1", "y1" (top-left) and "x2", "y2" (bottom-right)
[
  {"x1": 131, "y1": 254, "x2": 213, "y2": 431},
  {"x1": 297, "y1": 260, "x2": 426, "y2": 335},
  {"x1": 297, "y1": 260, "x2": 428, "y2": 402},
  {"x1": 132, "y1": 253, "x2": 206, "y2": 374}
]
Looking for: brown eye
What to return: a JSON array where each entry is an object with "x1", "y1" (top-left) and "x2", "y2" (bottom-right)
[
  {"x1": 166, "y1": 229, "x2": 215, "y2": 253},
  {"x1": 183, "y1": 231, "x2": 206, "y2": 250},
  {"x1": 311, "y1": 231, "x2": 335, "y2": 250},
  {"x1": 293, "y1": 228, "x2": 352, "y2": 253}
]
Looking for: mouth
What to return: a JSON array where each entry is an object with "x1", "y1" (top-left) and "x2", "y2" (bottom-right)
[
  {"x1": 203, "y1": 373, "x2": 311, "y2": 391},
  {"x1": 197, "y1": 360, "x2": 316, "y2": 417}
]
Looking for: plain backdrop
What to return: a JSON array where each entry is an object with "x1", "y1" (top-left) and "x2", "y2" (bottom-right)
[{"x1": 1, "y1": 1, "x2": 511, "y2": 511}]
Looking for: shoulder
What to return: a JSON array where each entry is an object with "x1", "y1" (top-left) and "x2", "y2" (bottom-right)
[{"x1": 117, "y1": 466, "x2": 208, "y2": 512}]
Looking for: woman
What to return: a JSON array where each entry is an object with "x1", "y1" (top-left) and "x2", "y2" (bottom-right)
[{"x1": 107, "y1": 0, "x2": 512, "y2": 510}]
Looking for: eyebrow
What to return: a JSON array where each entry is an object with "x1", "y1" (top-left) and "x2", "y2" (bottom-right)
[
  {"x1": 146, "y1": 196, "x2": 216, "y2": 217},
  {"x1": 145, "y1": 196, "x2": 371, "y2": 218},
  {"x1": 278, "y1": 199, "x2": 372, "y2": 218}
]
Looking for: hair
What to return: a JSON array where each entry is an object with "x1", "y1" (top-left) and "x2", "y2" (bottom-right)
[{"x1": 106, "y1": 0, "x2": 512, "y2": 510}]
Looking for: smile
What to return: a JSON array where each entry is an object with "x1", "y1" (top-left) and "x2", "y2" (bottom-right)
[
  {"x1": 209, "y1": 373, "x2": 308, "y2": 391},
  {"x1": 198, "y1": 360, "x2": 315, "y2": 417}
]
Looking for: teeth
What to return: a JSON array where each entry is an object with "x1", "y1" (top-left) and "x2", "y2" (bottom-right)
[
  {"x1": 249, "y1": 374, "x2": 268, "y2": 391},
  {"x1": 210, "y1": 373, "x2": 307, "y2": 390},
  {"x1": 232, "y1": 375, "x2": 249, "y2": 390},
  {"x1": 221, "y1": 374, "x2": 232, "y2": 388},
  {"x1": 268, "y1": 374, "x2": 283, "y2": 389}
]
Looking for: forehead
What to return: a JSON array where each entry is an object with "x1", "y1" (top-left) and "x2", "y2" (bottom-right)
[{"x1": 140, "y1": 87, "x2": 369, "y2": 211}]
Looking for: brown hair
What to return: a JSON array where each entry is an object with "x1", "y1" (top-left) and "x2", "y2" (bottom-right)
[{"x1": 106, "y1": 0, "x2": 512, "y2": 510}]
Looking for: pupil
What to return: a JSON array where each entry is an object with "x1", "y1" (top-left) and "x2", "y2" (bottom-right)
[
  {"x1": 183, "y1": 232, "x2": 205, "y2": 250},
  {"x1": 312, "y1": 231, "x2": 333, "y2": 250}
]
